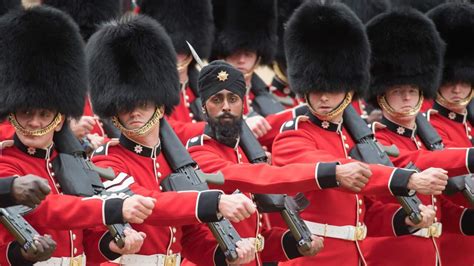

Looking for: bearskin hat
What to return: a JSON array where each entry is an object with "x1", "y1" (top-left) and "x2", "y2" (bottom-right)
[
  {"x1": 427, "y1": 3, "x2": 474, "y2": 85},
  {"x1": 285, "y1": 1, "x2": 370, "y2": 96},
  {"x1": 42, "y1": 0, "x2": 121, "y2": 41},
  {"x1": 391, "y1": 0, "x2": 446, "y2": 12},
  {"x1": 340, "y1": 0, "x2": 391, "y2": 23},
  {"x1": 87, "y1": 14, "x2": 180, "y2": 118},
  {"x1": 211, "y1": 0, "x2": 277, "y2": 65},
  {"x1": 275, "y1": 0, "x2": 304, "y2": 70},
  {"x1": 0, "y1": 0, "x2": 21, "y2": 16},
  {"x1": 0, "y1": 6, "x2": 87, "y2": 120},
  {"x1": 366, "y1": 8, "x2": 444, "y2": 106},
  {"x1": 139, "y1": 0, "x2": 214, "y2": 59}
]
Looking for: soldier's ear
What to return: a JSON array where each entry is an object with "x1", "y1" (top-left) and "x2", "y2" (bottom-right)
[
  {"x1": 158, "y1": 106, "x2": 165, "y2": 118},
  {"x1": 55, "y1": 114, "x2": 66, "y2": 132}
]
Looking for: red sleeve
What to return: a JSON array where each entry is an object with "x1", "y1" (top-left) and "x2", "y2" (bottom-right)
[
  {"x1": 181, "y1": 224, "x2": 221, "y2": 266},
  {"x1": 440, "y1": 196, "x2": 470, "y2": 235},
  {"x1": 257, "y1": 110, "x2": 294, "y2": 150}
]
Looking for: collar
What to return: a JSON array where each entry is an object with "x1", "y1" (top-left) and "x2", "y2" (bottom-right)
[
  {"x1": 433, "y1": 101, "x2": 466, "y2": 123},
  {"x1": 307, "y1": 111, "x2": 342, "y2": 132},
  {"x1": 204, "y1": 123, "x2": 240, "y2": 149},
  {"x1": 119, "y1": 134, "x2": 161, "y2": 158},
  {"x1": 381, "y1": 117, "x2": 416, "y2": 138},
  {"x1": 271, "y1": 77, "x2": 294, "y2": 97},
  {"x1": 13, "y1": 134, "x2": 54, "y2": 159}
]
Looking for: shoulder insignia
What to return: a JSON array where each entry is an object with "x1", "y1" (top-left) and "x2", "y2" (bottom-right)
[
  {"x1": 186, "y1": 134, "x2": 212, "y2": 149},
  {"x1": 371, "y1": 121, "x2": 387, "y2": 134},
  {"x1": 292, "y1": 104, "x2": 309, "y2": 118},
  {"x1": 280, "y1": 115, "x2": 309, "y2": 133},
  {"x1": 91, "y1": 138, "x2": 119, "y2": 157},
  {"x1": 0, "y1": 140, "x2": 13, "y2": 151},
  {"x1": 426, "y1": 109, "x2": 438, "y2": 122}
]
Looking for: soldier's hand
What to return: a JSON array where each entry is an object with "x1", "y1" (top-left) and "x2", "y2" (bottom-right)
[
  {"x1": 122, "y1": 195, "x2": 156, "y2": 224},
  {"x1": 366, "y1": 109, "x2": 383, "y2": 124},
  {"x1": 109, "y1": 227, "x2": 146, "y2": 255},
  {"x1": 408, "y1": 168, "x2": 448, "y2": 195},
  {"x1": 21, "y1": 235, "x2": 56, "y2": 262},
  {"x1": 70, "y1": 116, "x2": 96, "y2": 138},
  {"x1": 405, "y1": 204, "x2": 436, "y2": 228},
  {"x1": 298, "y1": 235, "x2": 324, "y2": 257},
  {"x1": 228, "y1": 238, "x2": 256, "y2": 265},
  {"x1": 86, "y1": 133, "x2": 105, "y2": 150},
  {"x1": 335, "y1": 162, "x2": 372, "y2": 192},
  {"x1": 12, "y1": 175, "x2": 51, "y2": 208},
  {"x1": 245, "y1": 115, "x2": 272, "y2": 138},
  {"x1": 218, "y1": 194, "x2": 256, "y2": 223}
]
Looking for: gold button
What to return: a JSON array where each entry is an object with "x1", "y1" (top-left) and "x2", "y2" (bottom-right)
[
  {"x1": 55, "y1": 183, "x2": 61, "y2": 188},
  {"x1": 342, "y1": 135, "x2": 347, "y2": 140},
  {"x1": 258, "y1": 222, "x2": 263, "y2": 227},
  {"x1": 192, "y1": 120, "x2": 196, "y2": 123},
  {"x1": 433, "y1": 198, "x2": 437, "y2": 203},
  {"x1": 469, "y1": 136, "x2": 473, "y2": 140},
  {"x1": 48, "y1": 163, "x2": 52, "y2": 168},
  {"x1": 344, "y1": 143, "x2": 350, "y2": 149},
  {"x1": 185, "y1": 95, "x2": 189, "y2": 100},
  {"x1": 358, "y1": 208, "x2": 362, "y2": 214},
  {"x1": 358, "y1": 222, "x2": 362, "y2": 226},
  {"x1": 168, "y1": 249, "x2": 173, "y2": 255},
  {"x1": 358, "y1": 199, "x2": 363, "y2": 205},
  {"x1": 434, "y1": 206, "x2": 438, "y2": 211},
  {"x1": 434, "y1": 217, "x2": 438, "y2": 223},
  {"x1": 185, "y1": 103, "x2": 190, "y2": 108},
  {"x1": 189, "y1": 113, "x2": 194, "y2": 118},
  {"x1": 347, "y1": 156, "x2": 352, "y2": 159},
  {"x1": 158, "y1": 172, "x2": 162, "y2": 178},
  {"x1": 172, "y1": 237, "x2": 176, "y2": 243},
  {"x1": 73, "y1": 248, "x2": 77, "y2": 255},
  {"x1": 259, "y1": 214, "x2": 263, "y2": 219},
  {"x1": 51, "y1": 172, "x2": 55, "y2": 177},
  {"x1": 172, "y1": 227, "x2": 177, "y2": 233},
  {"x1": 249, "y1": 100, "x2": 253, "y2": 104},
  {"x1": 155, "y1": 162, "x2": 160, "y2": 168},
  {"x1": 468, "y1": 127, "x2": 472, "y2": 132},
  {"x1": 72, "y1": 234, "x2": 76, "y2": 240},
  {"x1": 159, "y1": 186, "x2": 163, "y2": 191}
]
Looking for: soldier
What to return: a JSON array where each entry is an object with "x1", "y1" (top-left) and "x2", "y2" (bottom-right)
[
  {"x1": 364, "y1": 7, "x2": 474, "y2": 265},
  {"x1": 425, "y1": 3, "x2": 474, "y2": 265},
  {"x1": 0, "y1": 6, "x2": 157, "y2": 265},
  {"x1": 272, "y1": 2, "x2": 448, "y2": 265},
  {"x1": 87, "y1": 14, "x2": 257, "y2": 265}
]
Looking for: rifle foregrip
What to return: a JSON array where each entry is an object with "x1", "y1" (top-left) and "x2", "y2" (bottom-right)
[
  {"x1": 107, "y1": 223, "x2": 132, "y2": 249},
  {"x1": 281, "y1": 209, "x2": 312, "y2": 251},
  {"x1": 208, "y1": 220, "x2": 241, "y2": 262},
  {"x1": 0, "y1": 208, "x2": 38, "y2": 253},
  {"x1": 397, "y1": 196, "x2": 423, "y2": 224}
]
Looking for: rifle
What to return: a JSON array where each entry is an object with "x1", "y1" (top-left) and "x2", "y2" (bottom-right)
[
  {"x1": 343, "y1": 105, "x2": 423, "y2": 224},
  {"x1": 239, "y1": 122, "x2": 313, "y2": 252},
  {"x1": 0, "y1": 206, "x2": 38, "y2": 253},
  {"x1": 415, "y1": 113, "x2": 474, "y2": 206},
  {"x1": 52, "y1": 123, "x2": 130, "y2": 248},
  {"x1": 100, "y1": 118, "x2": 121, "y2": 139},
  {"x1": 248, "y1": 75, "x2": 286, "y2": 117},
  {"x1": 159, "y1": 119, "x2": 241, "y2": 262},
  {"x1": 187, "y1": 66, "x2": 206, "y2": 122}
]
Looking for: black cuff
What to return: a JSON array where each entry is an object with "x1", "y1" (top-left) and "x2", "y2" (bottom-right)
[
  {"x1": 7, "y1": 241, "x2": 34, "y2": 266},
  {"x1": 197, "y1": 191, "x2": 222, "y2": 223},
  {"x1": 98, "y1": 232, "x2": 121, "y2": 261},
  {"x1": 316, "y1": 162, "x2": 339, "y2": 189},
  {"x1": 0, "y1": 177, "x2": 17, "y2": 208},
  {"x1": 213, "y1": 246, "x2": 228, "y2": 266},
  {"x1": 282, "y1": 231, "x2": 302, "y2": 260},
  {"x1": 390, "y1": 169, "x2": 416, "y2": 196},
  {"x1": 392, "y1": 208, "x2": 418, "y2": 236},
  {"x1": 104, "y1": 198, "x2": 124, "y2": 225},
  {"x1": 461, "y1": 209, "x2": 474, "y2": 235},
  {"x1": 467, "y1": 149, "x2": 474, "y2": 173}
]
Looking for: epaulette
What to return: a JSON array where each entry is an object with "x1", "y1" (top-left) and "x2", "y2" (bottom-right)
[
  {"x1": 292, "y1": 104, "x2": 309, "y2": 118},
  {"x1": 280, "y1": 115, "x2": 309, "y2": 133},
  {"x1": 186, "y1": 134, "x2": 212, "y2": 149},
  {"x1": 426, "y1": 109, "x2": 438, "y2": 122},
  {"x1": 0, "y1": 140, "x2": 13, "y2": 155},
  {"x1": 91, "y1": 138, "x2": 119, "y2": 157},
  {"x1": 370, "y1": 121, "x2": 387, "y2": 134}
]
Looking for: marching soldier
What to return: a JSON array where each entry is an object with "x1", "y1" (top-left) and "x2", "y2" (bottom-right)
[
  {"x1": 0, "y1": 6, "x2": 156, "y2": 265},
  {"x1": 87, "y1": 14, "x2": 257, "y2": 265},
  {"x1": 426, "y1": 3, "x2": 474, "y2": 265},
  {"x1": 364, "y1": 7, "x2": 474, "y2": 265},
  {"x1": 272, "y1": 2, "x2": 447, "y2": 265}
]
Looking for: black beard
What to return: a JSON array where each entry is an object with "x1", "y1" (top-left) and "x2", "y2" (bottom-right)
[{"x1": 208, "y1": 112, "x2": 242, "y2": 148}]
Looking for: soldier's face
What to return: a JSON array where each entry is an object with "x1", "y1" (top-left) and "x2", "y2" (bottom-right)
[
  {"x1": 307, "y1": 91, "x2": 346, "y2": 115},
  {"x1": 225, "y1": 50, "x2": 258, "y2": 74},
  {"x1": 205, "y1": 89, "x2": 244, "y2": 121},
  {"x1": 14, "y1": 108, "x2": 64, "y2": 148},
  {"x1": 117, "y1": 102, "x2": 161, "y2": 130},
  {"x1": 439, "y1": 82, "x2": 472, "y2": 104},
  {"x1": 384, "y1": 85, "x2": 420, "y2": 113}
]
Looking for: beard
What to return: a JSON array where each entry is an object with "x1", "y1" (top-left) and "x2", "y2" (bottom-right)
[{"x1": 208, "y1": 112, "x2": 243, "y2": 148}]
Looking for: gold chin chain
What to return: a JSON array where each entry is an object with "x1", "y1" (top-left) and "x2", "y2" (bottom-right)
[
  {"x1": 272, "y1": 61, "x2": 288, "y2": 85},
  {"x1": 307, "y1": 91, "x2": 353, "y2": 121},
  {"x1": 176, "y1": 55, "x2": 193, "y2": 72},
  {"x1": 112, "y1": 107, "x2": 162, "y2": 137},
  {"x1": 377, "y1": 94, "x2": 424, "y2": 118},
  {"x1": 436, "y1": 89, "x2": 474, "y2": 110},
  {"x1": 8, "y1": 113, "x2": 62, "y2": 137}
]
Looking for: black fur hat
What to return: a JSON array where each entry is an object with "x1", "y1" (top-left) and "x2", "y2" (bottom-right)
[
  {"x1": 340, "y1": 0, "x2": 391, "y2": 23},
  {"x1": 0, "y1": 0, "x2": 21, "y2": 16},
  {"x1": 139, "y1": 0, "x2": 214, "y2": 59},
  {"x1": 211, "y1": 0, "x2": 277, "y2": 65},
  {"x1": 366, "y1": 8, "x2": 445, "y2": 106},
  {"x1": 0, "y1": 6, "x2": 87, "y2": 120},
  {"x1": 42, "y1": 0, "x2": 121, "y2": 41},
  {"x1": 285, "y1": 1, "x2": 370, "y2": 96},
  {"x1": 427, "y1": 3, "x2": 474, "y2": 85},
  {"x1": 87, "y1": 14, "x2": 180, "y2": 118},
  {"x1": 391, "y1": 0, "x2": 446, "y2": 12},
  {"x1": 275, "y1": 0, "x2": 304, "y2": 69}
]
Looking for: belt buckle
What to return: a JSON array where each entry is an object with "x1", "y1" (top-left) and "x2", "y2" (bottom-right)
[
  {"x1": 70, "y1": 255, "x2": 82, "y2": 266},
  {"x1": 355, "y1": 225, "x2": 367, "y2": 241},
  {"x1": 164, "y1": 254, "x2": 177, "y2": 266},
  {"x1": 428, "y1": 223, "x2": 442, "y2": 238},
  {"x1": 255, "y1": 234, "x2": 265, "y2": 253}
]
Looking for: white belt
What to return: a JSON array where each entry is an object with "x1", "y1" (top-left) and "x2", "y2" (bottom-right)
[
  {"x1": 120, "y1": 254, "x2": 181, "y2": 266},
  {"x1": 304, "y1": 220, "x2": 367, "y2": 241},
  {"x1": 412, "y1": 222, "x2": 442, "y2": 238},
  {"x1": 34, "y1": 254, "x2": 85, "y2": 266}
]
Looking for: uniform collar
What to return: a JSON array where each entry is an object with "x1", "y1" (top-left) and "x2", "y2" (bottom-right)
[
  {"x1": 381, "y1": 116, "x2": 416, "y2": 138},
  {"x1": 307, "y1": 112, "x2": 342, "y2": 132},
  {"x1": 13, "y1": 134, "x2": 54, "y2": 159},
  {"x1": 119, "y1": 134, "x2": 161, "y2": 158},
  {"x1": 433, "y1": 101, "x2": 466, "y2": 123},
  {"x1": 271, "y1": 77, "x2": 294, "y2": 97}
]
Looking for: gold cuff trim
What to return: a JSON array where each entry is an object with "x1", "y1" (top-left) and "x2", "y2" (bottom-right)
[
  {"x1": 8, "y1": 113, "x2": 62, "y2": 137},
  {"x1": 112, "y1": 107, "x2": 162, "y2": 137}
]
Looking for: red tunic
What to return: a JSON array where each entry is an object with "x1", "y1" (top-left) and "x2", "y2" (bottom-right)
[
  {"x1": 91, "y1": 135, "x2": 224, "y2": 265},
  {"x1": 369, "y1": 117, "x2": 471, "y2": 266},
  {"x1": 0, "y1": 137, "x2": 124, "y2": 265},
  {"x1": 272, "y1": 113, "x2": 422, "y2": 265},
  {"x1": 0, "y1": 120, "x2": 14, "y2": 141},
  {"x1": 427, "y1": 101, "x2": 474, "y2": 266}
]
